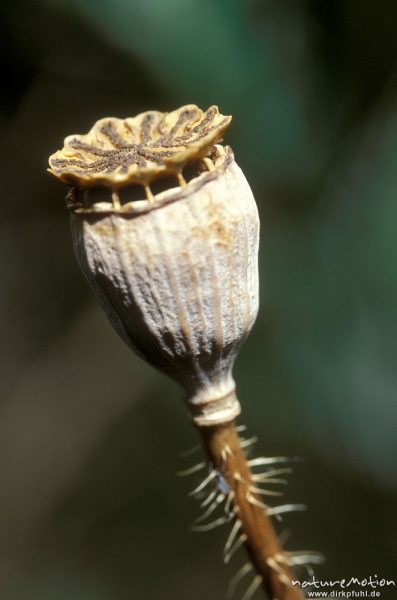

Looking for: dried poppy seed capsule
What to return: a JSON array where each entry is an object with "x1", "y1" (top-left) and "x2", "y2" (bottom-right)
[{"x1": 48, "y1": 105, "x2": 259, "y2": 427}]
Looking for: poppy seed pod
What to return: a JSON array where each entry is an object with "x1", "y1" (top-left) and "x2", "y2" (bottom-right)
[{"x1": 49, "y1": 105, "x2": 259, "y2": 427}]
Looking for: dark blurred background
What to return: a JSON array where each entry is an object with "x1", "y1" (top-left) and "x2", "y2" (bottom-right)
[{"x1": 1, "y1": 0, "x2": 396, "y2": 598}]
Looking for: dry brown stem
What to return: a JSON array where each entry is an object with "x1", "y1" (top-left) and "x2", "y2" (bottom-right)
[{"x1": 200, "y1": 421, "x2": 304, "y2": 600}]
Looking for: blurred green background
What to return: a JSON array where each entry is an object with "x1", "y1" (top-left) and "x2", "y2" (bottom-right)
[{"x1": 1, "y1": 0, "x2": 396, "y2": 598}]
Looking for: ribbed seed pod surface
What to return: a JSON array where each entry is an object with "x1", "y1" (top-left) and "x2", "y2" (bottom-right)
[{"x1": 49, "y1": 105, "x2": 260, "y2": 426}]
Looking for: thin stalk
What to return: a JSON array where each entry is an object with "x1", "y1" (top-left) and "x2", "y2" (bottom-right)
[{"x1": 199, "y1": 421, "x2": 304, "y2": 600}]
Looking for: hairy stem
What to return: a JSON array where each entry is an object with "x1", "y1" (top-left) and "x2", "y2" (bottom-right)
[{"x1": 199, "y1": 421, "x2": 304, "y2": 600}]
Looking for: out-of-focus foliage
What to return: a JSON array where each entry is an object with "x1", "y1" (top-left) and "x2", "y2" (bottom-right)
[{"x1": 0, "y1": 0, "x2": 396, "y2": 598}]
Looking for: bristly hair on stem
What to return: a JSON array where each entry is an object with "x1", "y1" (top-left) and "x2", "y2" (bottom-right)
[{"x1": 181, "y1": 421, "x2": 324, "y2": 600}]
